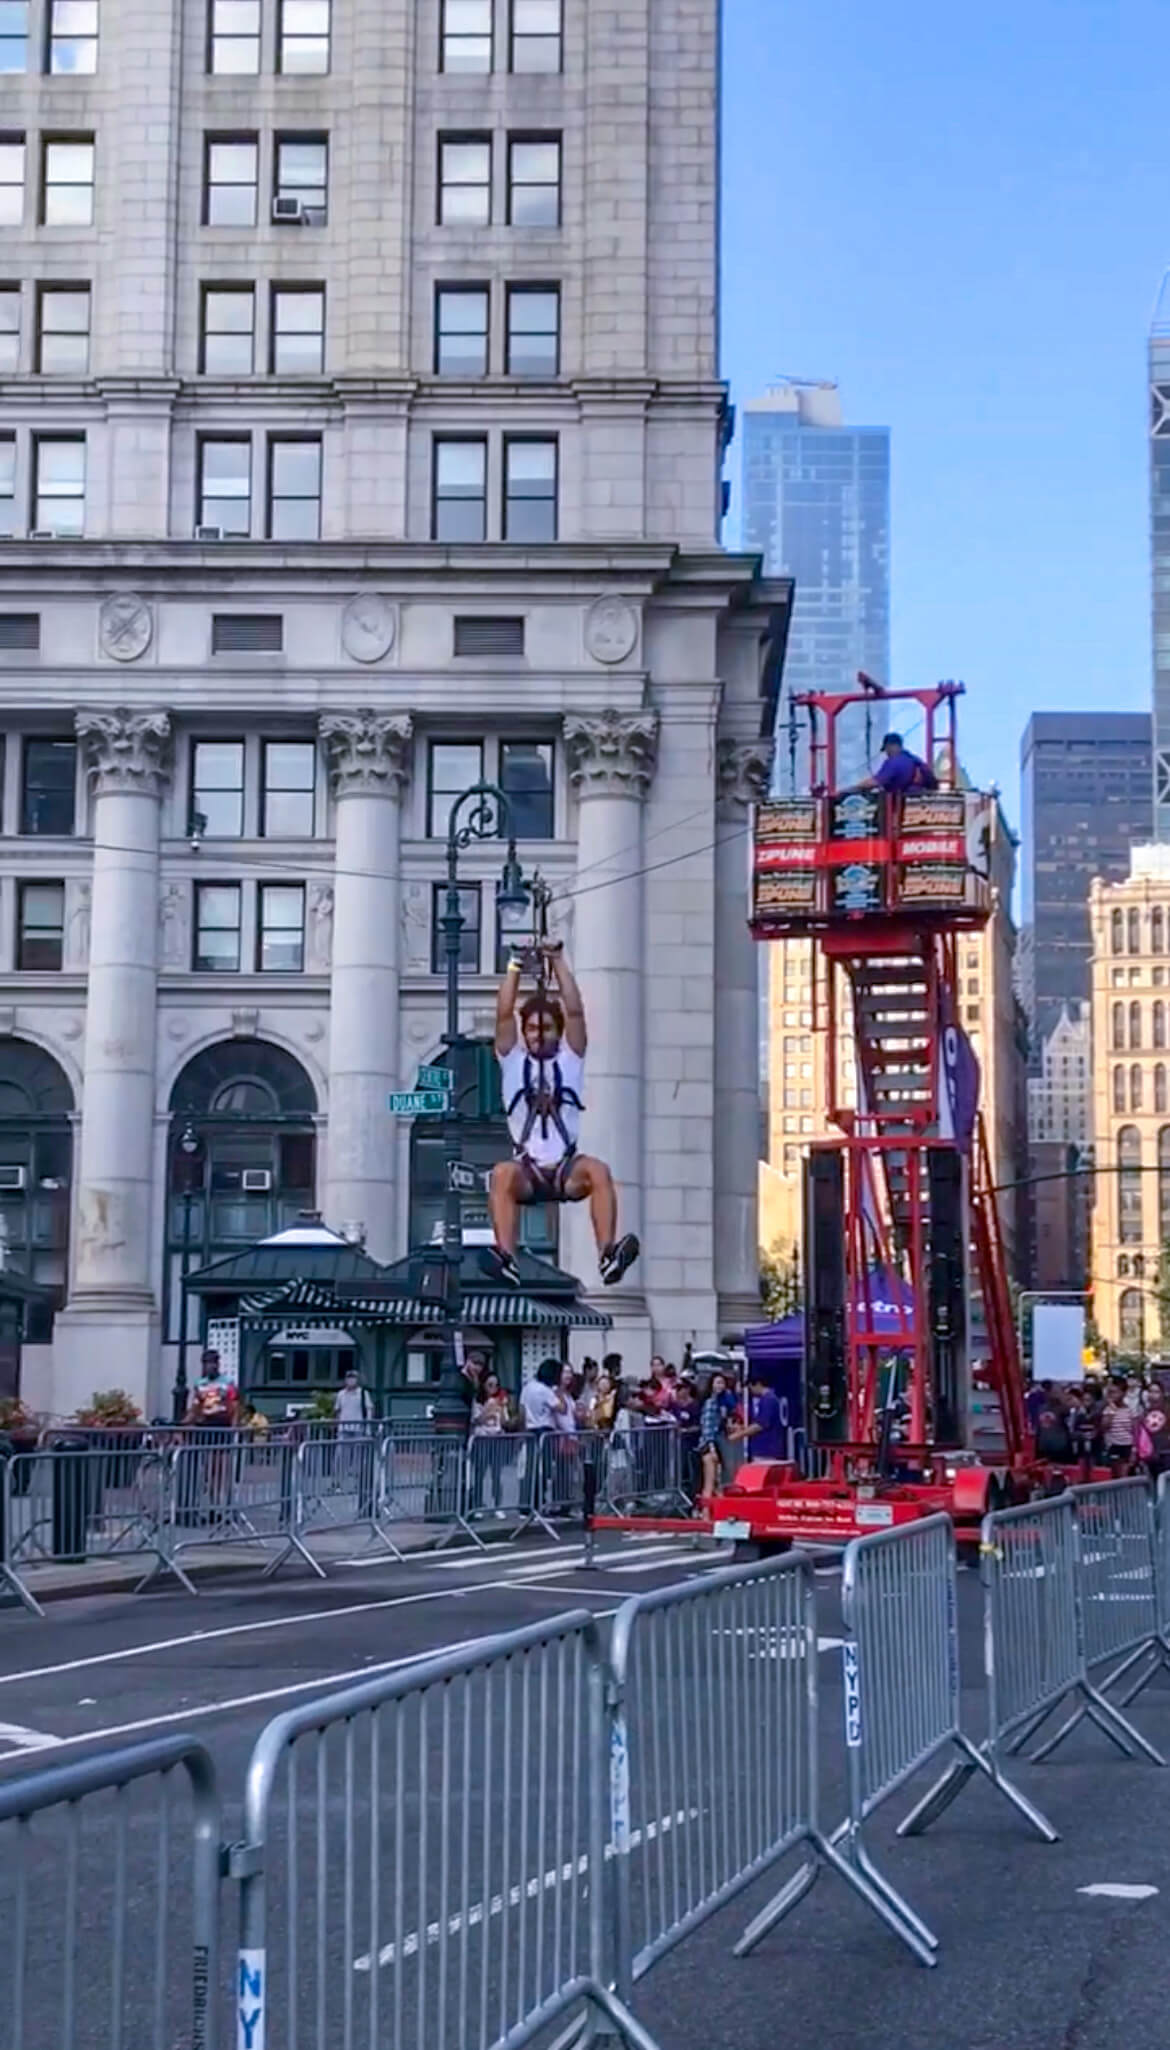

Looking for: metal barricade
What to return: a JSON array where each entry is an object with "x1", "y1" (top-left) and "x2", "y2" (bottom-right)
[
  {"x1": 381, "y1": 1427, "x2": 472, "y2": 1547},
  {"x1": 526, "y1": 1429, "x2": 608, "y2": 1540},
  {"x1": 1, "y1": 1442, "x2": 177, "y2": 1610},
  {"x1": 1116, "y1": 1467, "x2": 1170, "y2": 1705},
  {"x1": 462, "y1": 1426, "x2": 531, "y2": 1532},
  {"x1": 601, "y1": 1426, "x2": 690, "y2": 1518},
  {"x1": 607, "y1": 1552, "x2": 908, "y2": 1998},
  {"x1": 166, "y1": 1434, "x2": 317, "y2": 1586},
  {"x1": 295, "y1": 1431, "x2": 398, "y2": 1563},
  {"x1": 739, "y1": 1516, "x2": 1053, "y2": 1970},
  {"x1": 0, "y1": 1733, "x2": 220, "y2": 2050},
  {"x1": 231, "y1": 1612, "x2": 658, "y2": 2050}
]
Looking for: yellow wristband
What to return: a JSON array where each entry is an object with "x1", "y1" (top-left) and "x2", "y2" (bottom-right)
[{"x1": 507, "y1": 957, "x2": 524, "y2": 974}]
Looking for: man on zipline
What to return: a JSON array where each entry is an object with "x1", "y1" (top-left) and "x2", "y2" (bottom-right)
[{"x1": 482, "y1": 939, "x2": 640, "y2": 1288}]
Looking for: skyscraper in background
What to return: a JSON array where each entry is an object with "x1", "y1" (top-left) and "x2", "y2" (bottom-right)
[{"x1": 741, "y1": 381, "x2": 890, "y2": 788}]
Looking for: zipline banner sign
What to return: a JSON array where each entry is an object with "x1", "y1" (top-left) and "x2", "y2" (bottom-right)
[{"x1": 1032, "y1": 1301, "x2": 1085, "y2": 1385}]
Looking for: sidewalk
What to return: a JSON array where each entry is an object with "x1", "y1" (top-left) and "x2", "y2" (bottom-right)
[{"x1": 0, "y1": 1520, "x2": 521, "y2": 1607}]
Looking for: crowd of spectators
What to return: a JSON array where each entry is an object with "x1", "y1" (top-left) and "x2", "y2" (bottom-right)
[{"x1": 1026, "y1": 1369, "x2": 1170, "y2": 1476}]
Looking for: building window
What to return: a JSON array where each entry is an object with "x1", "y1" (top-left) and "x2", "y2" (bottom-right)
[
  {"x1": 433, "y1": 437, "x2": 487, "y2": 541},
  {"x1": 32, "y1": 436, "x2": 85, "y2": 534},
  {"x1": 441, "y1": 0, "x2": 490, "y2": 70},
  {"x1": 1113, "y1": 1064, "x2": 1126, "y2": 1114},
  {"x1": 0, "y1": 136, "x2": 24, "y2": 224},
  {"x1": 1157, "y1": 1065, "x2": 1167, "y2": 1116},
  {"x1": 1118, "y1": 1125, "x2": 1143, "y2": 1245},
  {"x1": 191, "y1": 740, "x2": 244, "y2": 838},
  {"x1": 212, "y1": 613, "x2": 281, "y2": 653},
  {"x1": 1111, "y1": 908, "x2": 1124, "y2": 956},
  {"x1": 278, "y1": 0, "x2": 329, "y2": 72},
  {"x1": 274, "y1": 135, "x2": 327, "y2": 220},
  {"x1": 0, "y1": 437, "x2": 14, "y2": 534},
  {"x1": 48, "y1": 0, "x2": 98, "y2": 73},
  {"x1": 435, "y1": 285, "x2": 489, "y2": 375},
  {"x1": 1119, "y1": 1288, "x2": 1144, "y2": 1348},
  {"x1": 506, "y1": 284, "x2": 559, "y2": 374},
  {"x1": 17, "y1": 881, "x2": 64, "y2": 969},
  {"x1": 270, "y1": 285, "x2": 324, "y2": 373},
  {"x1": 257, "y1": 884, "x2": 305, "y2": 971},
  {"x1": 431, "y1": 881, "x2": 481, "y2": 973},
  {"x1": 0, "y1": 2, "x2": 27, "y2": 70},
  {"x1": 1131, "y1": 1064, "x2": 1143, "y2": 1113},
  {"x1": 21, "y1": 739, "x2": 75, "y2": 835},
  {"x1": 266, "y1": 436, "x2": 321, "y2": 539},
  {"x1": 510, "y1": 0, "x2": 561, "y2": 71},
  {"x1": 1129, "y1": 907, "x2": 1141, "y2": 954},
  {"x1": 507, "y1": 135, "x2": 561, "y2": 226},
  {"x1": 1130, "y1": 1000, "x2": 1142, "y2": 1051},
  {"x1": 35, "y1": 284, "x2": 89, "y2": 373},
  {"x1": 261, "y1": 741, "x2": 315, "y2": 837},
  {"x1": 208, "y1": 0, "x2": 258, "y2": 71},
  {"x1": 1156, "y1": 1002, "x2": 1166, "y2": 1051},
  {"x1": 1112, "y1": 1001, "x2": 1125, "y2": 1049},
  {"x1": 503, "y1": 438, "x2": 556, "y2": 540},
  {"x1": 0, "y1": 285, "x2": 19, "y2": 371},
  {"x1": 204, "y1": 135, "x2": 258, "y2": 225},
  {"x1": 428, "y1": 740, "x2": 483, "y2": 838},
  {"x1": 1155, "y1": 906, "x2": 1166, "y2": 954},
  {"x1": 438, "y1": 134, "x2": 491, "y2": 226},
  {"x1": 197, "y1": 437, "x2": 251, "y2": 535},
  {"x1": 42, "y1": 136, "x2": 94, "y2": 225},
  {"x1": 200, "y1": 285, "x2": 255, "y2": 374},
  {"x1": 194, "y1": 883, "x2": 242, "y2": 971},
  {"x1": 1160, "y1": 1126, "x2": 1170, "y2": 1243},
  {"x1": 500, "y1": 739, "x2": 553, "y2": 838}
]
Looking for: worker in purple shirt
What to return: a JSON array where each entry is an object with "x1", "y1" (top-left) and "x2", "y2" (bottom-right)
[
  {"x1": 730, "y1": 1374, "x2": 785, "y2": 1461},
  {"x1": 863, "y1": 731, "x2": 938, "y2": 795}
]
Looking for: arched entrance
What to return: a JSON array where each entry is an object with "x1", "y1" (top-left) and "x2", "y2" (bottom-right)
[
  {"x1": 165, "y1": 1039, "x2": 318, "y2": 1346},
  {"x1": 0, "y1": 1039, "x2": 73, "y2": 1358}
]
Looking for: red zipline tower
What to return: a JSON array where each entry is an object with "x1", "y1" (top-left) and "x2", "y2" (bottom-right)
[{"x1": 716, "y1": 677, "x2": 1031, "y2": 1545}]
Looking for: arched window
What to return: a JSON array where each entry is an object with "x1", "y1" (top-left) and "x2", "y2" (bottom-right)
[
  {"x1": 1129, "y1": 907, "x2": 1142, "y2": 954},
  {"x1": 1156, "y1": 1003, "x2": 1166, "y2": 1050},
  {"x1": 1113, "y1": 1002, "x2": 1126, "y2": 1050},
  {"x1": 1131, "y1": 1001, "x2": 1143, "y2": 1050},
  {"x1": 1119, "y1": 1125, "x2": 1143, "y2": 1245},
  {"x1": 1154, "y1": 906, "x2": 1165, "y2": 954},
  {"x1": 1156, "y1": 1065, "x2": 1167, "y2": 1115},
  {"x1": 165, "y1": 1040, "x2": 318, "y2": 1343},
  {"x1": 1114, "y1": 1064, "x2": 1127, "y2": 1113},
  {"x1": 1112, "y1": 908, "x2": 1125, "y2": 955},
  {"x1": 1119, "y1": 1289, "x2": 1144, "y2": 1348},
  {"x1": 408, "y1": 1038, "x2": 556, "y2": 1258},
  {"x1": 1131, "y1": 1065, "x2": 1144, "y2": 1112},
  {"x1": 1159, "y1": 1127, "x2": 1170, "y2": 1247},
  {"x1": 0, "y1": 1040, "x2": 73, "y2": 1345}
]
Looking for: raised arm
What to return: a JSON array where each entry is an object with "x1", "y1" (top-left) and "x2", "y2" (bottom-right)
[
  {"x1": 495, "y1": 956, "x2": 523, "y2": 1054},
  {"x1": 548, "y1": 944, "x2": 587, "y2": 1055}
]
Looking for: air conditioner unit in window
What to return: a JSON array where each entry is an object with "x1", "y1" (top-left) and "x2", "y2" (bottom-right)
[
  {"x1": 194, "y1": 525, "x2": 225, "y2": 541},
  {"x1": 272, "y1": 196, "x2": 305, "y2": 223},
  {"x1": 242, "y1": 1168, "x2": 273, "y2": 1193},
  {"x1": 0, "y1": 1165, "x2": 27, "y2": 1191}
]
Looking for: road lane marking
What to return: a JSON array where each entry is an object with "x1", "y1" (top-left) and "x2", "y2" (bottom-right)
[
  {"x1": 352, "y1": 1808, "x2": 701, "y2": 1971},
  {"x1": 0, "y1": 1720, "x2": 63, "y2": 1754},
  {"x1": 1078, "y1": 1883, "x2": 1159, "y2": 1899}
]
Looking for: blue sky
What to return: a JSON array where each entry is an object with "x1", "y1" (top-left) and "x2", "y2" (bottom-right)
[{"x1": 721, "y1": 0, "x2": 1166, "y2": 812}]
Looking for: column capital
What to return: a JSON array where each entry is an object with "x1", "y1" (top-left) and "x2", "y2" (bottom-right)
[
  {"x1": 563, "y1": 706, "x2": 659, "y2": 798},
  {"x1": 717, "y1": 736, "x2": 774, "y2": 814},
  {"x1": 320, "y1": 710, "x2": 413, "y2": 797},
  {"x1": 76, "y1": 706, "x2": 173, "y2": 798}
]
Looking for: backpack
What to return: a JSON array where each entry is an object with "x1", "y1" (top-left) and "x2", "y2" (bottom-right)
[{"x1": 505, "y1": 1055, "x2": 585, "y2": 1154}]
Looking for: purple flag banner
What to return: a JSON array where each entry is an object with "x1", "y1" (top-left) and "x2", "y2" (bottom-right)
[{"x1": 936, "y1": 985, "x2": 980, "y2": 1152}]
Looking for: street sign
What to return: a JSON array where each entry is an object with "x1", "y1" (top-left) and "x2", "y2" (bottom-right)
[
  {"x1": 418, "y1": 1064, "x2": 454, "y2": 1091},
  {"x1": 388, "y1": 1089, "x2": 451, "y2": 1116},
  {"x1": 447, "y1": 1160, "x2": 489, "y2": 1194}
]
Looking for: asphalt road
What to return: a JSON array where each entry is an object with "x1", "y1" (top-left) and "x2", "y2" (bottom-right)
[{"x1": 0, "y1": 1533, "x2": 1168, "y2": 2050}]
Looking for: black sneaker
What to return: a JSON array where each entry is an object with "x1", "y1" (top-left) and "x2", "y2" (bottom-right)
[
  {"x1": 599, "y1": 1234, "x2": 640, "y2": 1286},
  {"x1": 479, "y1": 1245, "x2": 521, "y2": 1286}
]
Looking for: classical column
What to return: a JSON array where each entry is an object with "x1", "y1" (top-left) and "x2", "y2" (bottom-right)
[
  {"x1": 320, "y1": 710, "x2": 412, "y2": 1262},
  {"x1": 714, "y1": 735, "x2": 775, "y2": 1330},
  {"x1": 562, "y1": 706, "x2": 659, "y2": 1294},
  {"x1": 53, "y1": 708, "x2": 172, "y2": 1411}
]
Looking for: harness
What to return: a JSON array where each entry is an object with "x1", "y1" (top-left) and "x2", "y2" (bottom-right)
[{"x1": 504, "y1": 873, "x2": 585, "y2": 1193}]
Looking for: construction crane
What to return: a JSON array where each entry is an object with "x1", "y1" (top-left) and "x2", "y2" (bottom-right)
[{"x1": 710, "y1": 675, "x2": 1034, "y2": 1548}]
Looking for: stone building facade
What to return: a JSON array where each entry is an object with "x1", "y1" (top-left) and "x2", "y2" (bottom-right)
[{"x1": 0, "y1": 0, "x2": 789, "y2": 1415}]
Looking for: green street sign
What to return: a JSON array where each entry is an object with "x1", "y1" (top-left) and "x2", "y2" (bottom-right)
[
  {"x1": 418, "y1": 1064, "x2": 455, "y2": 1091},
  {"x1": 388, "y1": 1089, "x2": 451, "y2": 1116}
]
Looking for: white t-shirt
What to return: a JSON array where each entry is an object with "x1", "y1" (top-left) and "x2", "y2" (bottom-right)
[
  {"x1": 521, "y1": 1377, "x2": 560, "y2": 1431},
  {"x1": 498, "y1": 1041, "x2": 586, "y2": 1168},
  {"x1": 335, "y1": 1384, "x2": 369, "y2": 1427}
]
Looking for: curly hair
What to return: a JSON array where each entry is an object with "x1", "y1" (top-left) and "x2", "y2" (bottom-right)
[{"x1": 520, "y1": 993, "x2": 564, "y2": 1033}]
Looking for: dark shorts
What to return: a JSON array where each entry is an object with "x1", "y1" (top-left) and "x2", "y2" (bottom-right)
[{"x1": 516, "y1": 1152, "x2": 578, "y2": 1202}]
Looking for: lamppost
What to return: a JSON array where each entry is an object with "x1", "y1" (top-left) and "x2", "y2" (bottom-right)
[
  {"x1": 172, "y1": 1121, "x2": 203, "y2": 1422},
  {"x1": 431, "y1": 784, "x2": 531, "y2": 1433}
]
